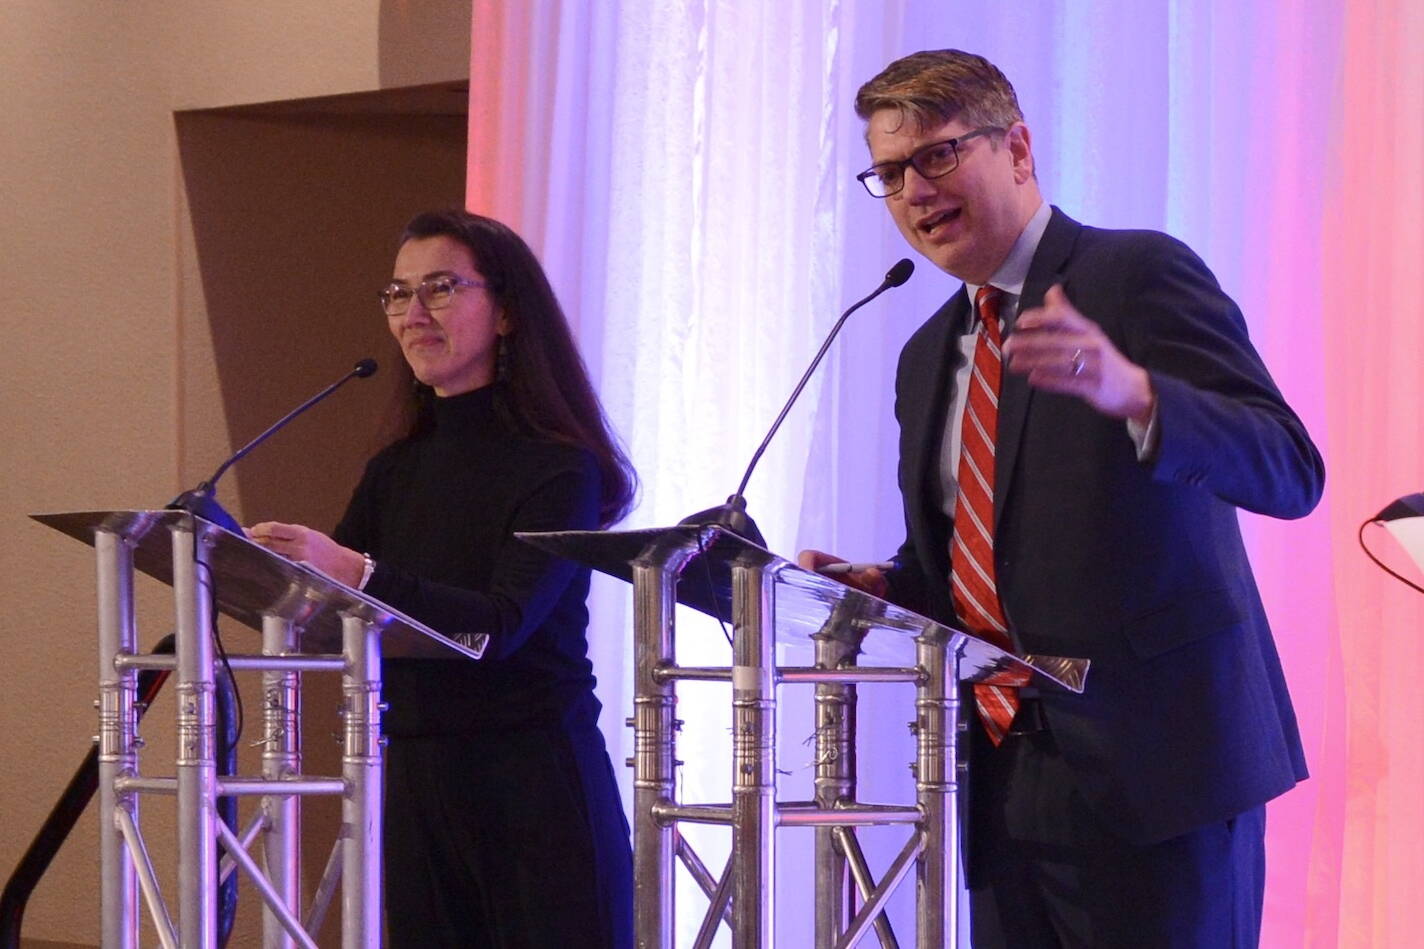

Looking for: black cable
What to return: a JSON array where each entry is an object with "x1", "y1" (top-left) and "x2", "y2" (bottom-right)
[
  {"x1": 191, "y1": 547, "x2": 241, "y2": 948},
  {"x1": 194, "y1": 556, "x2": 244, "y2": 748},
  {"x1": 0, "y1": 636, "x2": 176, "y2": 949},
  {"x1": 696, "y1": 530, "x2": 733, "y2": 647},
  {"x1": 1359, "y1": 518, "x2": 1424, "y2": 595}
]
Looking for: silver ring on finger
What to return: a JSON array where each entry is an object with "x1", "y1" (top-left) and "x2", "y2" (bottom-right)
[{"x1": 1070, "y1": 348, "x2": 1086, "y2": 377}]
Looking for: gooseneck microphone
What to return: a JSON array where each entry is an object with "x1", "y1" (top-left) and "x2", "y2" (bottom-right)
[
  {"x1": 679, "y1": 259, "x2": 915, "y2": 544},
  {"x1": 167, "y1": 358, "x2": 379, "y2": 532}
]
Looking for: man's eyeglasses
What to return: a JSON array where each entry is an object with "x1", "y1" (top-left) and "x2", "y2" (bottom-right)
[
  {"x1": 378, "y1": 275, "x2": 488, "y2": 316},
  {"x1": 856, "y1": 127, "x2": 1003, "y2": 198}
]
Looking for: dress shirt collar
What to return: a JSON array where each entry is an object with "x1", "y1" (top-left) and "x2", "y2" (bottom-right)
[{"x1": 964, "y1": 199, "x2": 1051, "y2": 327}]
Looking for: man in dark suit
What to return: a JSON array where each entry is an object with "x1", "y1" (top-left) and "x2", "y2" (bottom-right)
[{"x1": 801, "y1": 49, "x2": 1324, "y2": 946}]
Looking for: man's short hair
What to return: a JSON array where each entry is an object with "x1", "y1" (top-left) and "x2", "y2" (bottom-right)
[{"x1": 854, "y1": 49, "x2": 1024, "y2": 134}]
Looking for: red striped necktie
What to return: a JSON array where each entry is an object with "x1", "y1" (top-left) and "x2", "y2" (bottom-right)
[{"x1": 950, "y1": 286, "x2": 1022, "y2": 744}]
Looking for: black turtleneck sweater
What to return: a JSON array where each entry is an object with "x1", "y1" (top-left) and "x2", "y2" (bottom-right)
[{"x1": 333, "y1": 384, "x2": 603, "y2": 735}]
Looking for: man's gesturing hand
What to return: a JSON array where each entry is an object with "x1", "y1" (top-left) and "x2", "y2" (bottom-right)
[{"x1": 1003, "y1": 284, "x2": 1156, "y2": 424}]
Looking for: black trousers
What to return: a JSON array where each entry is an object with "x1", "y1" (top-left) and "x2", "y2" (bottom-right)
[
  {"x1": 384, "y1": 724, "x2": 633, "y2": 948},
  {"x1": 968, "y1": 724, "x2": 1266, "y2": 949}
]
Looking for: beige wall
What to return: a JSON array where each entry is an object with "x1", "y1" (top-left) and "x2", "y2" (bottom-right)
[{"x1": 1, "y1": 2, "x2": 470, "y2": 945}]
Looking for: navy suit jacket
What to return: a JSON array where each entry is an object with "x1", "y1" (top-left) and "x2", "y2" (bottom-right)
[{"x1": 886, "y1": 207, "x2": 1324, "y2": 845}]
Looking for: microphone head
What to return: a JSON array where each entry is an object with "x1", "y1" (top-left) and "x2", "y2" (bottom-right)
[
  {"x1": 884, "y1": 258, "x2": 915, "y2": 288},
  {"x1": 353, "y1": 358, "x2": 378, "y2": 378}
]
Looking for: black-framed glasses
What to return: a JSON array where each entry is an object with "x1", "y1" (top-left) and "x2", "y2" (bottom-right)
[
  {"x1": 855, "y1": 127, "x2": 1003, "y2": 198},
  {"x1": 378, "y1": 274, "x2": 488, "y2": 316}
]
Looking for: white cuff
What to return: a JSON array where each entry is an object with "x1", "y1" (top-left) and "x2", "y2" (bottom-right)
[{"x1": 1126, "y1": 403, "x2": 1160, "y2": 462}]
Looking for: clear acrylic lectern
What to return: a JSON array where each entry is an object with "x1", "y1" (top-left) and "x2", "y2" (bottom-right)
[
  {"x1": 33, "y1": 510, "x2": 486, "y2": 949},
  {"x1": 518, "y1": 524, "x2": 1088, "y2": 949}
]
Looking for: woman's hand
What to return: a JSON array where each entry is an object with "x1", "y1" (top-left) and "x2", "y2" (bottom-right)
[{"x1": 246, "y1": 521, "x2": 366, "y2": 588}]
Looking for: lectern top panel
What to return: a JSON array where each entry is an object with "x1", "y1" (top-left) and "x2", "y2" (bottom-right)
[
  {"x1": 33, "y1": 510, "x2": 485, "y2": 660},
  {"x1": 517, "y1": 525, "x2": 1087, "y2": 694}
]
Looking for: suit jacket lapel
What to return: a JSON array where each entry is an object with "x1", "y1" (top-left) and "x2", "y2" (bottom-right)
[
  {"x1": 904, "y1": 287, "x2": 971, "y2": 577},
  {"x1": 994, "y1": 207, "x2": 1080, "y2": 532}
]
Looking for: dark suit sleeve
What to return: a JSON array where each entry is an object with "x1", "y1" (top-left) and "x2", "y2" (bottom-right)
[
  {"x1": 886, "y1": 519, "x2": 934, "y2": 617},
  {"x1": 1121, "y1": 235, "x2": 1324, "y2": 519},
  {"x1": 884, "y1": 340, "x2": 939, "y2": 618}
]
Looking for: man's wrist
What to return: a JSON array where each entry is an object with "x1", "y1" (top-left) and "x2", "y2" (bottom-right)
[
  {"x1": 1131, "y1": 393, "x2": 1157, "y2": 427},
  {"x1": 1125, "y1": 367, "x2": 1156, "y2": 425}
]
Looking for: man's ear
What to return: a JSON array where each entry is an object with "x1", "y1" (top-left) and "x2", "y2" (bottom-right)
[{"x1": 1007, "y1": 122, "x2": 1034, "y2": 183}]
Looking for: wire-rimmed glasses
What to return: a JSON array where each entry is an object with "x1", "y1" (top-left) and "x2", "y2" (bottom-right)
[{"x1": 378, "y1": 274, "x2": 488, "y2": 316}]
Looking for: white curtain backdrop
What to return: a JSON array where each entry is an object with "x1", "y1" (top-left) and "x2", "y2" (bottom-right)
[
  {"x1": 590, "y1": 5, "x2": 888, "y2": 943},
  {"x1": 467, "y1": 0, "x2": 1424, "y2": 944},
  {"x1": 488, "y1": 4, "x2": 933, "y2": 942}
]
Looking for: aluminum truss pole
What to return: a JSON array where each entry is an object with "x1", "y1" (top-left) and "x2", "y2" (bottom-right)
[
  {"x1": 173, "y1": 518, "x2": 218, "y2": 949},
  {"x1": 812, "y1": 615, "x2": 859, "y2": 946},
  {"x1": 914, "y1": 631, "x2": 964, "y2": 949},
  {"x1": 96, "y1": 529, "x2": 138, "y2": 949},
  {"x1": 630, "y1": 539, "x2": 697, "y2": 949},
  {"x1": 261, "y1": 615, "x2": 301, "y2": 949},
  {"x1": 340, "y1": 614, "x2": 383, "y2": 948},
  {"x1": 730, "y1": 561, "x2": 775, "y2": 948}
]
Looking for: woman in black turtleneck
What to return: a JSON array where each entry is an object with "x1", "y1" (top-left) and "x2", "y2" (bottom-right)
[{"x1": 249, "y1": 209, "x2": 636, "y2": 948}]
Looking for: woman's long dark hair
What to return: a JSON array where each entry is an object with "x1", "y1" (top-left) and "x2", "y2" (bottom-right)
[{"x1": 386, "y1": 209, "x2": 636, "y2": 527}]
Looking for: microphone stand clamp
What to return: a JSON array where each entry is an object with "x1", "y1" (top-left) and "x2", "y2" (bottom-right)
[{"x1": 677, "y1": 494, "x2": 766, "y2": 548}]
